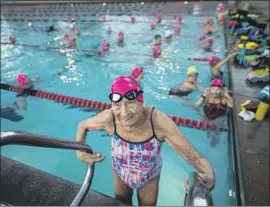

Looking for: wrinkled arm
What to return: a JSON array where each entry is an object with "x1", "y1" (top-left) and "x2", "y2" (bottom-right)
[
  {"x1": 155, "y1": 111, "x2": 215, "y2": 190},
  {"x1": 76, "y1": 109, "x2": 112, "y2": 143}
]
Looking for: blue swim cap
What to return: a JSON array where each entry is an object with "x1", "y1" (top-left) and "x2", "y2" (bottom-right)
[{"x1": 155, "y1": 34, "x2": 161, "y2": 40}]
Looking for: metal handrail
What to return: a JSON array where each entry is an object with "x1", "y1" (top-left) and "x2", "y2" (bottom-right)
[
  {"x1": 184, "y1": 172, "x2": 213, "y2": 206},
  {"x1": 0, "y1": 131, "x2": 94, "y2": 206}
]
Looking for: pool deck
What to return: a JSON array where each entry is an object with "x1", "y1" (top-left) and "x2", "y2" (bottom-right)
[{"x1": 227, "y1": 18, "x2": 270, "y2": 207}]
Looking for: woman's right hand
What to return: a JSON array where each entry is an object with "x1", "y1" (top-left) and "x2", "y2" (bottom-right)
[
  {"x1": 203, "y1": 87, "x2": 210, "y2": 97},
  {"x1": 77, "y1": 151, "x2": 106, "y2": 165}
]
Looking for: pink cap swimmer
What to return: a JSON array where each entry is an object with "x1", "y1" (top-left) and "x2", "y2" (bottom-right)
[
  {"x1": 68, "y1": 37, "x2": 76, "y2": 45},
  {"x1": 110, "y1": 76, "x2": 144, "y2": 103},
  {"x1": 150, "y1": 23, "x2": 156, "y2": 30},
  {"x1": 207, "y1": 18, "x2": 214, "y2": 25},
  {"x1": 157, "y1": 15, "x2": 162, "y2": 22},
  {"x1": 102, "y1": 41, "x2": 110, "y2": 51},
  {"x1": 218, "y1": 6, "x2": 226, "y2": 13},
  {"x1": 63, "y1": 34, "x2": 69, "y2": 40},
  {"x1": 177, "y1": 15, "x2": 183, "y2": 22},
  {"x1": 208, "y1": 55, "x2": 220, "y2": 66},
  {"x1": 174, "y1": 24, "x2": 181, "y2": 33},
  {"x1": 131, "y1": 67, "x2": 143, "y2": 79},
  {"x1": 9, "y1": 36, "x2": 15, "y2": 44},
  {"x1": 118, "y1": 31, "x2": 124, "y2": 37},
  {"x1": 199, "y1": 35, "x2": 206, "y2": 40},
  {"x1": 152, "y1": 45, "x2": 161, "y2": 58},
  {"x1": 211, "y1": 78, "x2": 223, "y2": 87},
  {"x1": 207, "y1": 37, "x2": 213, "y2": 45},
  {"x1": 131, "y1": 16, "x2": 136, "y2": 23},
  {"x1": 16, "y1": 73, "x2": 27, "y2": 85}
]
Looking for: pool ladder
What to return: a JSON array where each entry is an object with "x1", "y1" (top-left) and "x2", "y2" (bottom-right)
[{"x1": 0, "y1": 131, "x2": 213, "y2": 206}]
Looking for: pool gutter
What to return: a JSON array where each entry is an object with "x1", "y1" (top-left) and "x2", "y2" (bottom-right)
[{"x1": 224, "y1": 19, "x2": 246, "y2": 206}]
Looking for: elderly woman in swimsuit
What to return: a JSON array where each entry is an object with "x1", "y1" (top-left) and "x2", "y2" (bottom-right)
[
  {"x1": 76, "y1": 76, "x2": 215, "y2": 206},
  {"x1": 196, "y1": 79, "x2": 233, "y2": 147}
]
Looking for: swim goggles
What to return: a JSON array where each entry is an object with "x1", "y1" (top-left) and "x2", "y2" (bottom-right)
[
  {"x1": 188, "y1": 72, "x2": 199, "y2": 77},
  {"x1": 109, "y1": 90, "x2": 143, "y2": 103}
]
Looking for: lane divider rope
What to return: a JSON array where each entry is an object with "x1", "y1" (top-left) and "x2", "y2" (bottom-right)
[{"x1": 1, "y1": 83, "x2": 218, "y2": 131}]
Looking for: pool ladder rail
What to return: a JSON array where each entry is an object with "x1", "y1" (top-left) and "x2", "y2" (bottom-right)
[{"x1": 0, "y1": 131, "x2": 213, "y2": 206}]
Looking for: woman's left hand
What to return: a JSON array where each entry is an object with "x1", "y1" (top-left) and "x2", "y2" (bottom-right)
[{"x1": 224, "y1": 87, "x2": 230, "y2": 97}]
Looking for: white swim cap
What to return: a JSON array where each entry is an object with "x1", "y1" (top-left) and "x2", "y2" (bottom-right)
[
  {"x1": 165, "y1": 31, "x2": 172, "y2": 37},
  {"x1": 28, "y1": 22, "x2": 32, "y2": 27},
  {"x1": 69, "y1": 23, "x2": 75, "y2": 29}
]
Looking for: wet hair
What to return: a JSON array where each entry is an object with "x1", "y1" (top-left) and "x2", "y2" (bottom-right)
[{"x1": 155, "y1": 34, "x2": 161, "y2": 40}]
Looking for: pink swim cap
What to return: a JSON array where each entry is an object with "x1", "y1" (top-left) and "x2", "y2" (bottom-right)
[
  {"x1": 152, "y1": 45, "x2": 161, "y2": 58},
  {"x1": 207, "y1": 38, "x2": 213, "y2": 45},
  {"x1": 110, "y1": 76, "x2": 143, "y2": 103},
  {"x1": 68, "y1": 38, "x2": 76, "y2": 45},
  {"x1": 174, "y1": 24, "x2": 181, "y2": 32},
  {"x1": 211, "y1": 78, "x2": 223, "y2": 87},
  {"x1": 131, "y1": 67, "x2": 143, "y2": 79},
  {"x1": 150, "y1": 23, "x2": 156, "y2": 29},
  {"x1": 207, "y1": 18, "x2": 213, "y2": 25},
  {"x1": 157, "y1": 15, "x2": 162, "y2": 20},
  {"x1": 199, "y1": 35, "x2": 206, "y2": 40},
  {"x1": 74, "y1": 28, "x2": 80, "y2": 33},
  {"x1": 9, "y1": 36, "x2": 15, "y2": 43},
  {"x1": 102, "y1": 41, "x2": 110, "y2": 49},
  {"x1": 177, "y1": 15, "x2": 183, "y2": 21},
  {"x1": 16, "y1": 73, "x2": 27, "y2": 85},
  {"x1": 63, "y1": 34, "x2": 69, "y2": 39},
  {"x1": 208, "y1": 55, "x2": 220, "y2": 66},
  {"x1": 218, "y1": 6, "x2": 226, "y2": 13},
  {"x1": 118, "y1": 31, "x2": 124, "y2": 36}
]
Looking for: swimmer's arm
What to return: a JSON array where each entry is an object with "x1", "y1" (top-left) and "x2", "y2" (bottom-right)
[
  {"x1": 183, "y1": 82, "x2": 200, "y2": 91},
  {"x1": 196, "y1": 96, "x2": 205, "y2": 107},
  {"x1": 224, "y1": 93, "x2": 233, "y2": 108},
  {"x1": 154, "y1": 110, "x2": 215, "y2": 190},
  {"x1": 213, "y1": 52, "x2": 239, "y2": 69},
  {"x1": 76, "y1": 109, "x2": 113, "y2": 143}
]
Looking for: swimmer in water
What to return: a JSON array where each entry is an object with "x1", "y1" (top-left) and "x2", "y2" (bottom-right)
[
  {"x1": 106, "y1": 26, "x2": 112, "y2": 34},
  {"x1": 177, "y1": 16, "x2": 183, "y2": 24},
  {"x1": 217, "y1": 6, "x2": 227, "y2": 25},
  {"x1": 150, "y1": 23, "x2": 156, "y2": 30},
  {"x1": 152, "y1": 45, "x2": 162, "y2": 59},
  {"x1": 169, "y1": 66, "x2": 201, "y2": 97},
  {"x1": 203, "y1": 18, "x2": 218, "y2": 35},
  {"x1": 157, "y1": 15, "x2": 162, "y2": 23},
  {"x1": 116, "y1": 31, "x2": 124, "y2": 46},
  {"x1": 196, "y1": 79, "x2": 233, "y2": 147},
  {"x1": 7, "y1": 74, "x2": 39, "y2": 111},
  {"x1": 9, "y1": 36, "x2": 16, "y2": 44},
  {"x1": 208, "y1": 52, "x2": 239, "y2": 79},
  {"x1": 200, "y1": 37, "x2": 214, "y2": 52},
  {"x1": 174, "y1": 24, "x2": 181, "y2": 36},
  {"x1": 86, "y1": 41, "x2": 110, "y2": 57},
  {"x1": 131, "y1": 67, "x2": 144, "y2": 84},
  {"x1": 131, "y1": 16, "x2": 136, "y2": 24},
  {"x1": 45, "y1": 25, "x2": 58, "y2": 33},
  {"x1": 102, "y1": 41, "x2": 110, "y2": 52},
  {"x1": 27, "y1": 21, "x2": 37, "y2": 31},
  {"x1": 162, "y1": 31, "x2": 173, "y2": 43},
  {"x1": 152, "y1": 34, "x2": 162, "y2": 45}
]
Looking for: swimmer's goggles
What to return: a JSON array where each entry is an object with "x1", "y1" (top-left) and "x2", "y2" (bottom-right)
[
  {"x1": 188, "y1": 72, "x2": 199, "y2": 77},
  {"x1": 109, "y1": 90, "x2": 143, "y2": 103}
]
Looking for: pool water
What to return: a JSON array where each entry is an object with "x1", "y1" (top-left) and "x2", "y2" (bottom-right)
[{"x1": 1, "y1": 3, "x2": 236, "y2": 206}]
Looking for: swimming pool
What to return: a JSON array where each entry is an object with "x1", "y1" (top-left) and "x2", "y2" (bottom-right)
[{"x1": 1, "y1": 1, "x2": 236, "y2": 206}]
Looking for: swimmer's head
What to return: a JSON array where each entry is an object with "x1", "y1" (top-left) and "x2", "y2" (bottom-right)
[
  {"x1": 150, "y1": 23, "x2": 156, "y2": 30},
  {"x1": 70, "y1": 23, "x2": 75, "y2": 29},
  {"x1": 118, "y1": 31, "x2": 124, "y2": 37},
  {"x1": 157, "y1": 15, "x2": 162, "y2": 23},
  {"x1": 107, "y1": 26, "x2": 112, "y2": 33},
  {"x1": 9, "y1": 36, "x2": 16, "y2": 44},
  {"x1": 206, "y1": 18, "x2": 214, "y2": 25},
  {"x1": 207, "y1": 37, "x2": 214, "y2": 45},
  {"x1": 174, "y1": 25, "x2": 181, "y2": 34},
  {"x1": 102, "y1": 41, "x2": 110, "y2": 51},
  {"x1": 63, "y1": 34, "x2": 69, "y2": 40},
  {"x1": 109, "y1": 75, "x2": 144, "y2": 127},
  {"x1": 131, "y1": 67, "x2": 144, "y2": 80},
  {"x1": 210, "y1": 78, "x2": 224, "y2": 97},
  {"x1": 187, "y1": 66, "x2": 199, "y2": 81},
  {"x1": 208, "y1": 55, "x2": 220, "y2": 67},
  {"x1": 16, "y1": 73, "x2": 27, "y2": 85},
  {"x1": 131, "y1": 16, "x2": 135, "y2": 23},
  {"x1": 177, "y1": 15, "x2": 183, "y2": 22},
  {"x1": 211, "y1": 78, "x2": 223, "y2": 87},
  {"x1": 74, "y1": 27, "x2": 80, "y2": 35},
  {"x1": 68, "y1": 37, "x2": 76, "y2": 46},
  {"x1": 164, "y1": 31, "x2": 173, "y2": 40},
  {"x1": 218, "y1": 6, "x2": 226, "y2": 13},
  {"x1": 152, "y1": 45, "x2": 161, "y2": 58},
  {"x1": 28, "y1": 22, "x2": 33, "y2": 27}
]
